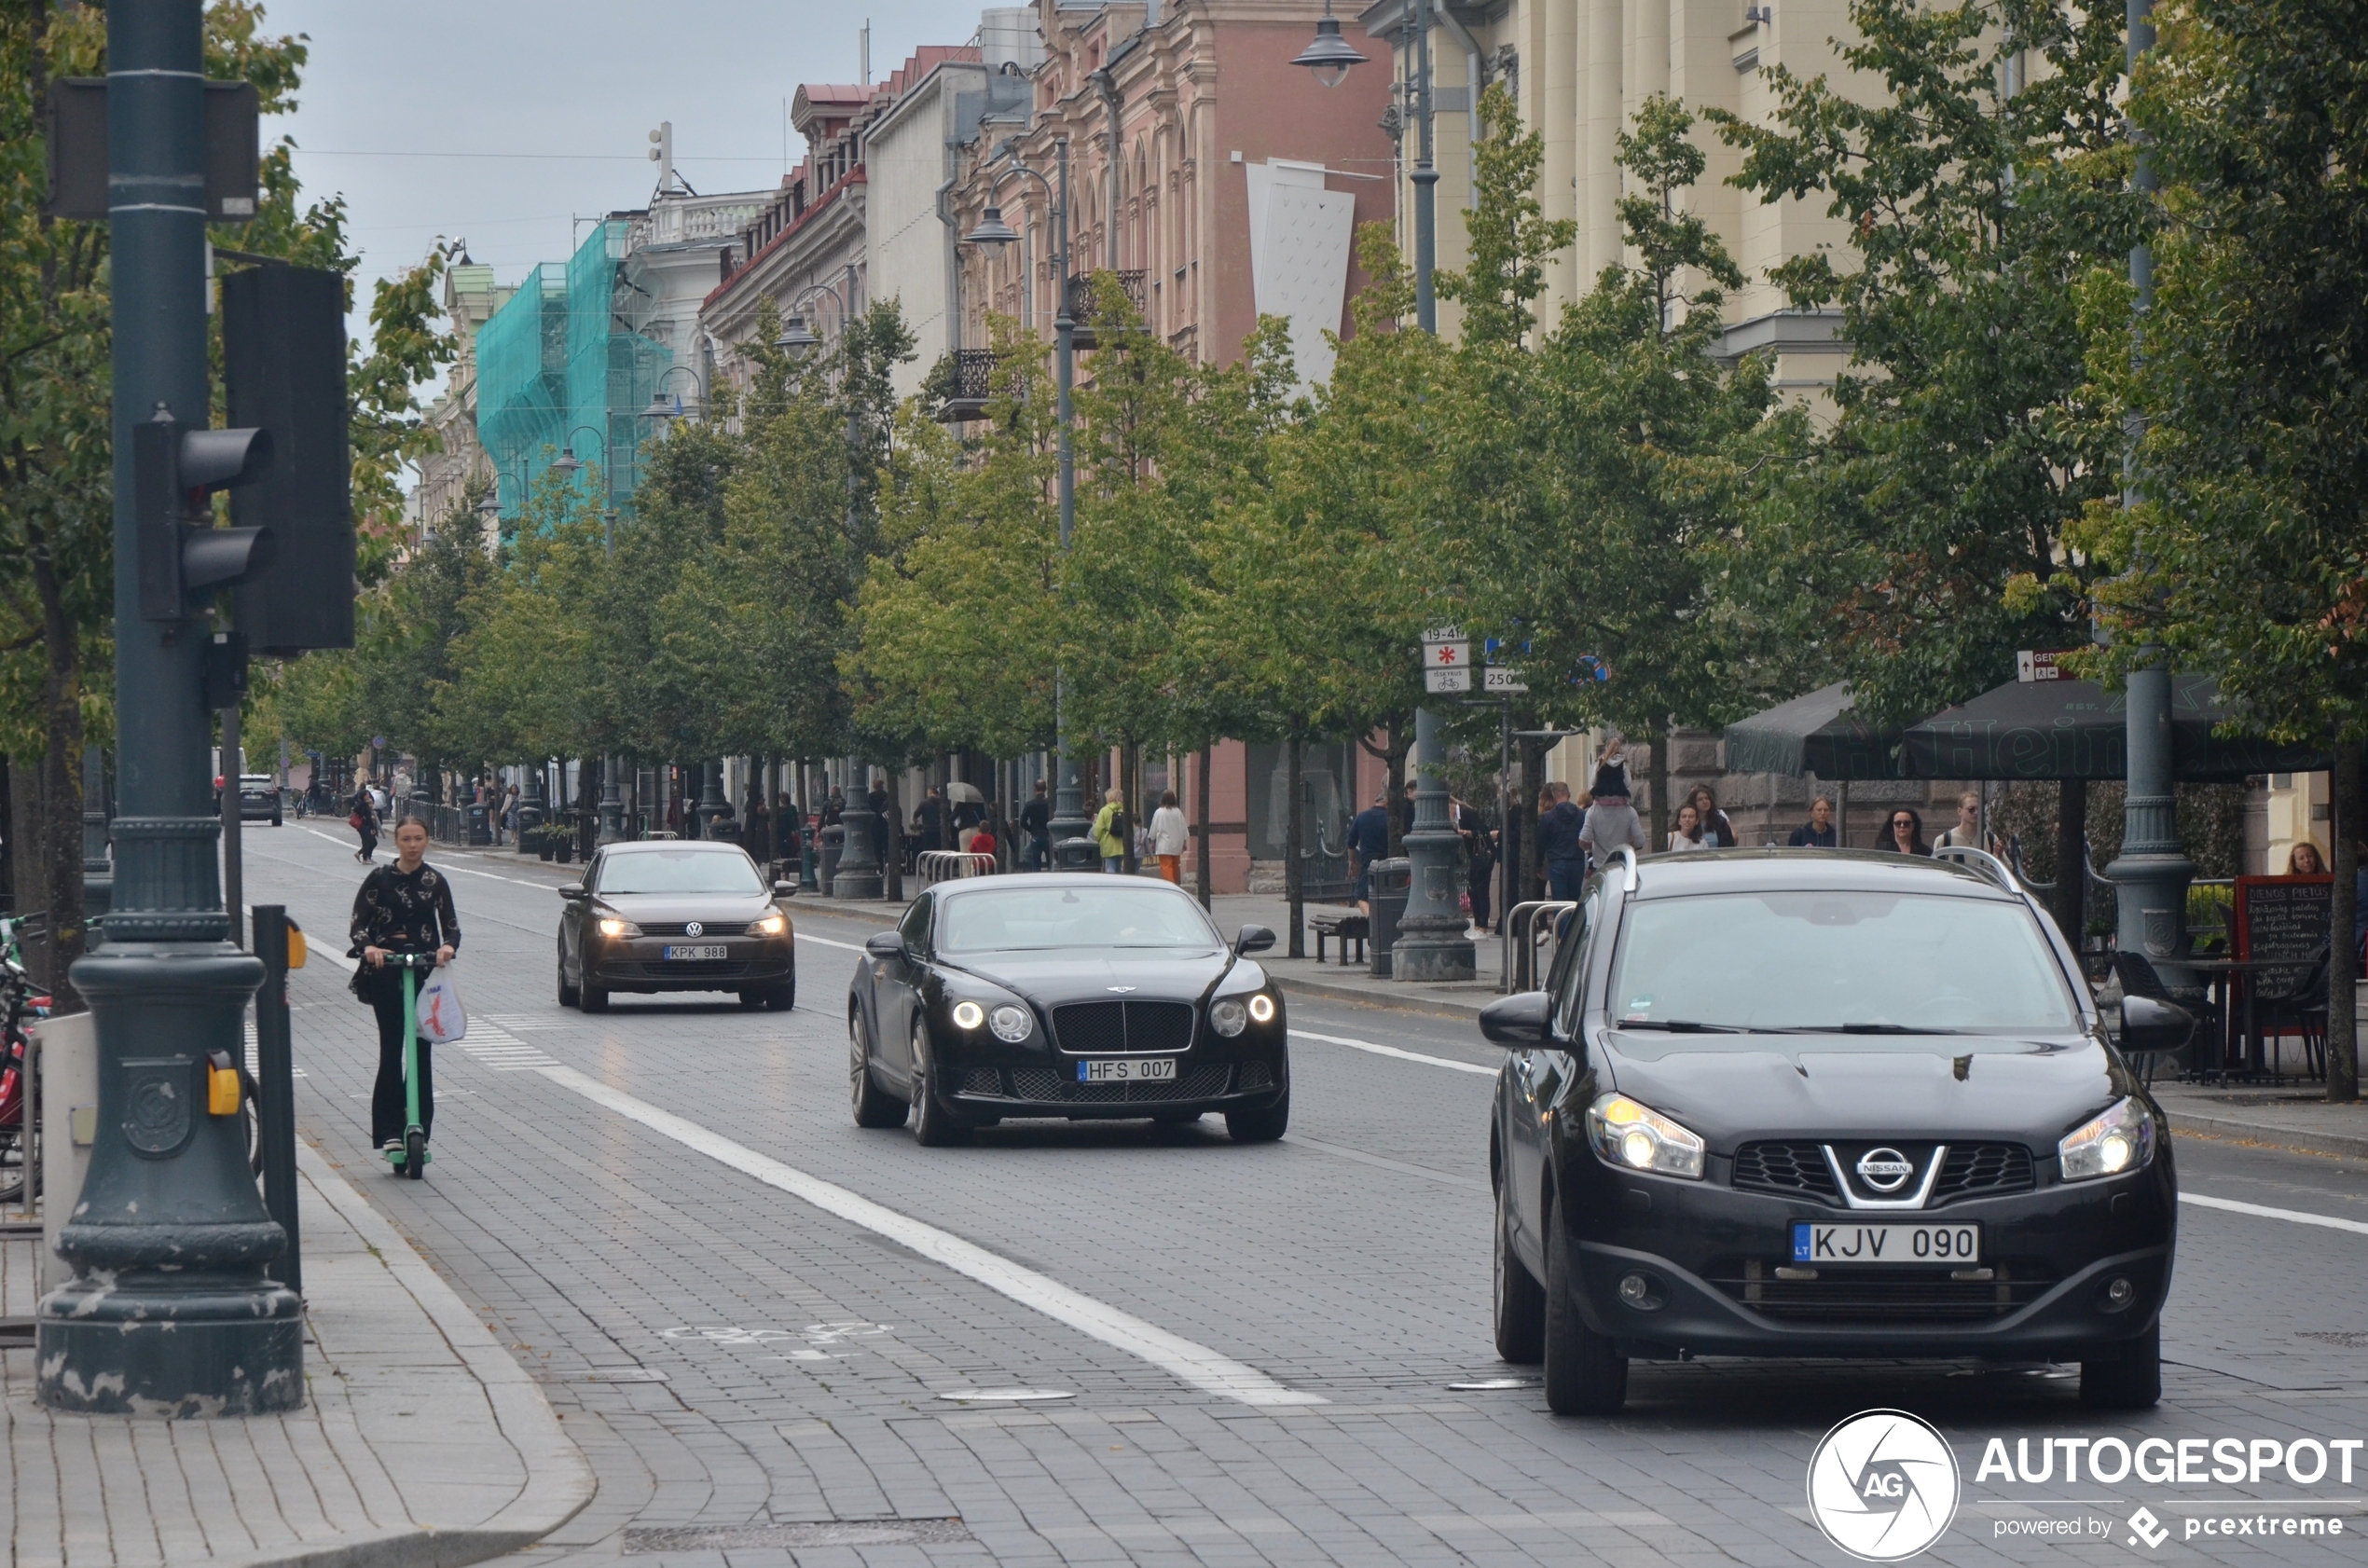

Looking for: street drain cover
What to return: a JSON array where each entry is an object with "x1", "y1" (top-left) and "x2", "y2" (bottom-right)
[
  {"x1": 579, "y1": 1368, "x2": 668, "y2": 1383},
  {"x1": 937, "y1": 1387, "x2": 1076, "y2": 1404},
  {"x1": 625, "y1": 1519, "x2": 971, "y2": 1552},
  {"x1": 1447, "y1": 1378, "x2": 1538, "y2": 1392}
]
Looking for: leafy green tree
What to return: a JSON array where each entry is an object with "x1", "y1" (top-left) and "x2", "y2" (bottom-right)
[
  {"x1": 2070, "y1": 0, "x2": 2368, "y2": 1097},
  {"x1": 1711, "y1": 0, "x2": 2147, "y2": 722}
]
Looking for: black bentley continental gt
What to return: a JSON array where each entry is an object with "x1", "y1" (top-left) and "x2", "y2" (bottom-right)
[
  {"x1": 557, "y1": 841, "x2": 796, "y2": 1011},
  {"x1": 847, "y1": 873, "x2": 1288, "y2": 1146},
  {"x1": 1481, "y1": 846, "x2": 2190, "y2": 1416}
]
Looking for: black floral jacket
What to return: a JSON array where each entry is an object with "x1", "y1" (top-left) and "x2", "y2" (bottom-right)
[{"x1": 349, "y1": 862, "x2": 461, "y2": 998}]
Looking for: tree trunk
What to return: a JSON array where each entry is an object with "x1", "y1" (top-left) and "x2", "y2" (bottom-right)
[
  {"x1": 2051, "y1": 778, "x2": 2087, "y2": 950},
  {"x1": 1361, "y1": 713, "x2": 1413, "y2": 857},
  {"x1": 886, "y1": 772, "x2": 905, "y2": 901},
  {"x1": 1286, "y1": 722, "x2": 1307, "y2": 958},
  {"x1": 1517, "y1": 736, "x2": 1550, "y2": 904},
  {"x1": 1194, "y1": 740, "x2": 1214, "y2": 909},
  {"x1": 1121, "y1": 737, "x2": 1140, "y2": 876},
  {"x1": 2328, "y1": 745, "x2": 2361, "y2": 1103},
  {"x1": 1645, "y1": 724, "x2": 1670, "y2": 851}
]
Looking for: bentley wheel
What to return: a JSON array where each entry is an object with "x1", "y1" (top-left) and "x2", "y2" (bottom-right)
[
  {"x1": 908, "y1": 1023, "x2": 971, "y2": 1147},
  {"x1": 2080, "y1": 1324, "x2": 2160, "y2": 1410},
  {"x1": 1225, "y1": 1085, "x2": 1288, "y2": 1143},
  {"x1": 849, "y1": 1009, "x2": 906, "y2": 1129},
  {"x1": 1542, "y1": 1204, "x2": 1625, "y2": 1415},
  {"x1": 1494, "y1": 1176, "x2": 1546, "y2": 1364}
]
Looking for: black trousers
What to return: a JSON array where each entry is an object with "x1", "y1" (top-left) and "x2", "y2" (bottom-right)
[
  {"x1": 1469, "y1": 860, "x2": 1494, "y2": 931},
  {"x1": 368, "y1": 981, "x2": 434, "y2": 1147}
]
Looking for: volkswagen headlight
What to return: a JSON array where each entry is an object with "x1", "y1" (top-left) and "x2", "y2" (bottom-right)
[
  {"x1": 749, "y1": 911, "x2": 788, "y2": 936},
  {"x1": 951, "y1": 999, "x2": 986, "y2": 1030},
  {"x1": 989, "y1": 1004, "x2": 1034, "y2": 1042},
  {"x1": 1585, "y1": 1093, "x2": 1706, "y2": 1179},
  {"x1": 1210, "y1": 997, "x2": 1249, "y2": 1037},
  {"x1": 2058, "y1": 1096, "x2": 2155, "y2": 1181},
  {"x1": 597, "y1": 915, "x2": 642, "y2": 939}
]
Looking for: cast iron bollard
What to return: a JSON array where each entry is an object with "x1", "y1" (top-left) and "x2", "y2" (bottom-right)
[{"x1": 251, "y1": 906, "x2": 301, "y2": 1297}]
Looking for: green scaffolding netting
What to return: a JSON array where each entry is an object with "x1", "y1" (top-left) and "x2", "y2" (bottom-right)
[{"x1": 475, "y1": 219, "x2": 673, "y2": 519}]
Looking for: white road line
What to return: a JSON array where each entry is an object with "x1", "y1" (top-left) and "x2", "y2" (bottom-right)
[
  {"x1": 1288, "y1": 1028, "x2": 1497, "y2": 1078},
  {"x1": 795, "y1": 931, "x2": 869, "y2": 954},
  {"x1": 531, "y1": 1063, "x2": 1325, "y2": 1409},
  {"x1": 2181, "y1": 1191, "x2": 2368, "y2": 1236},
  {"x1": 294, "y1": 825, "x2": 551, "y2": 888},
  {"x1": 1282, "y1": 1134, "x2": 1489, "y2": 1191}
]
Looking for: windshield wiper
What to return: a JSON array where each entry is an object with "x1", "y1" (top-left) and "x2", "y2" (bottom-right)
[
  {"x1": 1615, "y1": 1019, "x2": 1742, "y2": 1033},
  {"x1": 1770, "y1": 1023, "x2": 1964, "y2": 1035}
]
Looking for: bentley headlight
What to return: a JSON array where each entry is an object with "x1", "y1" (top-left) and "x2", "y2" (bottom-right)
[
  {"x1": 1210, "y1": 997, "x2": 1249, "y2": 1037},
  {"x1": 1246, "y1": 992, "x2": 1276, "y2": 1024},
  {"x1": 597, "y1": 915, "x2": 641, "y2": 939},
  {"x1": 989, "y1": 1004, "x2": 1034, "y2": 1042},
  {"x1": 749, "y1": 911, "x2": 788, "y2": 936},
  {"x1": 951, "y1": 999, "x2": 986, "y2": 1030},
  {"x1": 1585, "y1": 1093, "x2": 1706, "y2": 1179},
  {"x1": 2058, "y1": 1096, "x2": 2155, "y2": 1181}
]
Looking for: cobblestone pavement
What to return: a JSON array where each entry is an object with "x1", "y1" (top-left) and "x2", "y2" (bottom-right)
[{"x1": 244, "y1": 826, "x2": 2368, "y2": 1566}]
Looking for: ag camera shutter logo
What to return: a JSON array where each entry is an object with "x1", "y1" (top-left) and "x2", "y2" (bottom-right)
[{"x1": 1807, "y1": 1410, "x2": 1962, "y2": 1561}]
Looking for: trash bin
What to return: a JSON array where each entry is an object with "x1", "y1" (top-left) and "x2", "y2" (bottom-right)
[
  {"x1": 466, "y1": 804, "x2": 490, "y2": 846},
  {"x1": 1369, "y1": 857, "x2": 1411, "y2": 979},
  {"x1": 819, "y1": 825, "x2": 845, "y2": 893}
]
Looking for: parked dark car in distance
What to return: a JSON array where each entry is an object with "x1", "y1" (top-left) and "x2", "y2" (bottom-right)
[
  {"x1": 1483, "y1": 845, "x2": 2188, "y2": 1416},
  {"x1": 847, "y1": 873, "x2": 1288, "y2": 1147},
  {"x1": 216, "y1": 774, "x2": 282, "y2": 825},
  {"x1": 557, "y1": 841, "x2": 795, "y2": 1012}
]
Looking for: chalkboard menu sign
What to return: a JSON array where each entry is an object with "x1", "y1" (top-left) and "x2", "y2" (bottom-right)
[{"x1": 2235, "y1": 874, "x2": 2333, "y2": 1001}]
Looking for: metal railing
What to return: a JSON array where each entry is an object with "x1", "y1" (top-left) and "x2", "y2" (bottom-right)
[
  {"x1": 1066, "y1": 270, "x2": 1147, "y2": 348},
  {"x1": 917, "y1": 851, "x2": 998, "y2": 887},
  {"x1": 1503, "y1": 901, "x2": 1579, "y2": 994},
  {"x1": 934, "y1": 348, "x2": 999, "y2": 422}
]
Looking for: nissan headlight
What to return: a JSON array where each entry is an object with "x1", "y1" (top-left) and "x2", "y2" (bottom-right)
[
  {"x1": 951, "y1": 1000, "x2": 986, "y2": 1031},
  {"x1": 1210, "y1": 997, "x2": 1249, "y2": 1037},
  {"x1": 2058, "y1": 1096, "x2": 2155, "y2": 1181},
  {"x1": 597, "y1": 915, "x2": 642, "y2": 939},
  {"x1": 1585, "y1": 1093, "x2": 1706, "y2": 1179},
  {"x1": 989, "y1": 1004, "x2": 1034, "y2": 1042},
  {"x1": 749, "y1": 911, "x2": 788, "y2": 936}
]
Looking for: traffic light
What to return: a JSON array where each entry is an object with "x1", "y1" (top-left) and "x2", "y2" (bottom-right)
[
  {"x1": 223, "y1": 265, "x2": 353, "y2": 653},
  {"x1": 132, "y1": 408, "x2": 274, "y2": 623}
]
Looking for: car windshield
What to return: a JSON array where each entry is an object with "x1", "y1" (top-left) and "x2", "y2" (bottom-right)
[
  {"x1": 596, "y1": 850, "x2": 764, "y2": 897},
  {"x1": 1606, "y1": 890, "x2": 2080, "y2": 1035},
  {"x1": 939, "y1": 886, "x2": 1222, "y2": 954}
]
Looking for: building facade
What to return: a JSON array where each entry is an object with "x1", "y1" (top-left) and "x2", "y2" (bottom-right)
[{"x1": 410, "y1": 253, "x2": 514, "y2": 534}]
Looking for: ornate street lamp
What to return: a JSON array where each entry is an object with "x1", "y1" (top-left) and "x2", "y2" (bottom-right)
[{"x1": 1291, "y1": 1, "x2": 1368, "y2": 89}]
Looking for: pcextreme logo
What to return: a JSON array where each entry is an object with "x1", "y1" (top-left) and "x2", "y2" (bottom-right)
[{"x1": 1808, "y1": 1410, "x2": 1963, "y2": 1562}]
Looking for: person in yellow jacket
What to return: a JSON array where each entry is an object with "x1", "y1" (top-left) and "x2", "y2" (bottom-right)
[{"x1": 1090, "y1": 787, "x2": 1128, "y2": 873}]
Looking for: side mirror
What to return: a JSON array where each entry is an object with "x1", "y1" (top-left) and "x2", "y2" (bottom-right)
[
  {"x1": 772, "y1": 880, "x2": 796, "y2": 897},
  {"x1": 1480, "y1": 991, "x2": 1553, "y2": 1046},
  {"x1": 865, "y1": 930, "x2": 904, "y2": 959},
  {"x1": 558, "y1": 883, "x2": 587, "y2": 900},
  {"x1": 2119, "y1": 994, "x2": 2194, "y2": 1053},
  {"x1": 1234, "y1": 923, "x2": 1276, "y2": 956}
]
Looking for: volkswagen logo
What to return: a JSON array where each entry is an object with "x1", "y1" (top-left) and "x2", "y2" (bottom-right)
[
  {"x1": 1856, "y1": 1148, "x2": 1915, "y2": 1192},
  {"x1": 684, "y1": 920, "x2": 705, "y2": 938},
  {"x1": 1807, "y1": 1409, "x2": 1960, "y2": 1561}
]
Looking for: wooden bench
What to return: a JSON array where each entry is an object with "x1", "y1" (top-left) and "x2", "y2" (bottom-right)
[{"x1": 1308, "y1": 911, "x2": 1370, "y2": 966}]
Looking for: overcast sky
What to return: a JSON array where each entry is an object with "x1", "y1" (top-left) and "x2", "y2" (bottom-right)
[{"x1": 262, "y1": 0, "x2": 989, "y2": 331}]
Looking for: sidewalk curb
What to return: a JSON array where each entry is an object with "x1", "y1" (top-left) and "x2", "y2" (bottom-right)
[
  {"x1": 277, "y1": 1141, "x2": 596, "y2": 1568},
  {"x1": 1268, "y1": 972, "x2": 1493, "y2": 1022},
  {"x1": 2162, "y1": 1108, "x2": 2368, "y2": 1163}
]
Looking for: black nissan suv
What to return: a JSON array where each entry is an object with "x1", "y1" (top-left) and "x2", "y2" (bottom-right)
[{"x1": 1480, "y1": 845, "x2": 2188, "y2": 1415}]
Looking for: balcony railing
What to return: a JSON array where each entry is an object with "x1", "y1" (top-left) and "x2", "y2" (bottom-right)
[
  {"x1": 933, "y1": 348, "x2": 1000, "y2": 423},
  {"x1": 1065, "y1": 270, "x2": 1147, "y2": 349}
]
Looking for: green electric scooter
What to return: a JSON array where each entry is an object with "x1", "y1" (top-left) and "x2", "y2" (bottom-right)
[{"x1": 383, "y1": 951, "x2": 436, "y2": 1179}]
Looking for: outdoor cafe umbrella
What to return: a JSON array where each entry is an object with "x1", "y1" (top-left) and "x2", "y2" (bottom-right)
[
  {"x1": 1722, "y1": 682, "x2": 1902, "y2": 779},
  {"x1": 1897, "y1": 674, "x2": 2330, "y2": 782}
]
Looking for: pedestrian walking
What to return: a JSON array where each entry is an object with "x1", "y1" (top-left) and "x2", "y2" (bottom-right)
[
  {"x1": 349, "y1": 784, "x2": 379, "y2": 861},
  {"x1": 1687, "y1": 785, "x2": 1739, "y2": 848},
  {"x1": 1933, "y1": 791, "x2": 1986, "y2": 853},
  {"x1": 1020, "y1": 780, "x2": 1051, "y2": 871},
  {"x1": 1535, "y1": 782, "x2": 1589, "y2": 901},
  {"x1": 1879, "y1": 807, "x2": 1931, "y2": 856},
  {"x1": 1090, "y1": 788, "x2": 1128, "y2": 873},
  {"x1": 1150, "y1": 790, "x2": 1189, "y2": 884},
  {"x1": 349, "y1": 817, "x2": 460, "y2": 1161},
  {"x1": 967, "y1": 822, "x2": 998, "y2": 858},
  {"x1": 1788, "y1": 795, "x2": 1839, "y2": 848},
  {"x1": 822, "y1": 788, "x2": 845, "y2": 828},
  {"x1": 1667, "y1": 802, "x2": 1710, "y2": 852},
  {"x1": 501, "y1": 782, "x2": 519, "y2": 845},
  {"x1": 1455, "y1": 795, "x2": 1496, "y2": 937},
  {"x1": 1349, "y1": 790, "x2": 1392, "y2": 915},
  {"x1": 919, "y1": 786, "x2": 951, "y2": 854}
]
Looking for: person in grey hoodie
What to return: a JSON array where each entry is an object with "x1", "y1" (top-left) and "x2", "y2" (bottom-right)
[{"x1": 1579, "y1": 781, "x2": 1647, "y2": 873}]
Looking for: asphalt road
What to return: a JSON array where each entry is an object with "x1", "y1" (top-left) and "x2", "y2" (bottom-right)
[{"x1": 245, "y1": 823, "x2": 2368, "y2": 1566}]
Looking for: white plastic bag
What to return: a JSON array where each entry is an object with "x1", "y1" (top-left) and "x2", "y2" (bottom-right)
[{"x1": 416, "y1": 966, "x2": 468, "y2": 1043}]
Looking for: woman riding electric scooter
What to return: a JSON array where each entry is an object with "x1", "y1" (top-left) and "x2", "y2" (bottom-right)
[{"x1": 350, "y1": 817, "x2": 460, "y2": 1170}]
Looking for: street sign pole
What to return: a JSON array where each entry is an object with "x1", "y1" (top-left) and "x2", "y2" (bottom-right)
[
  {"x1": 36, "y1": 0, "x2": 302, "y2": 1414},
  {"x1": 1397, "y1": 629, "x2": 1475, "y2": 982}
]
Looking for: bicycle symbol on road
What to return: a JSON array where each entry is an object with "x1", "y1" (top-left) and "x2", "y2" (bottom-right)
[{"x1": 658, "y1": 1322, "x2": 895, "y2": 1360}]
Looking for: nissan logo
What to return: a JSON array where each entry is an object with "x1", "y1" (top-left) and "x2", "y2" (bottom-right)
[
  {"x1": 1856, "y1": 1148, "x2": 1916, "y2": 1192},
  {"x1": 684, "y1": 921, "x2": 704, "y2": 938}
]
